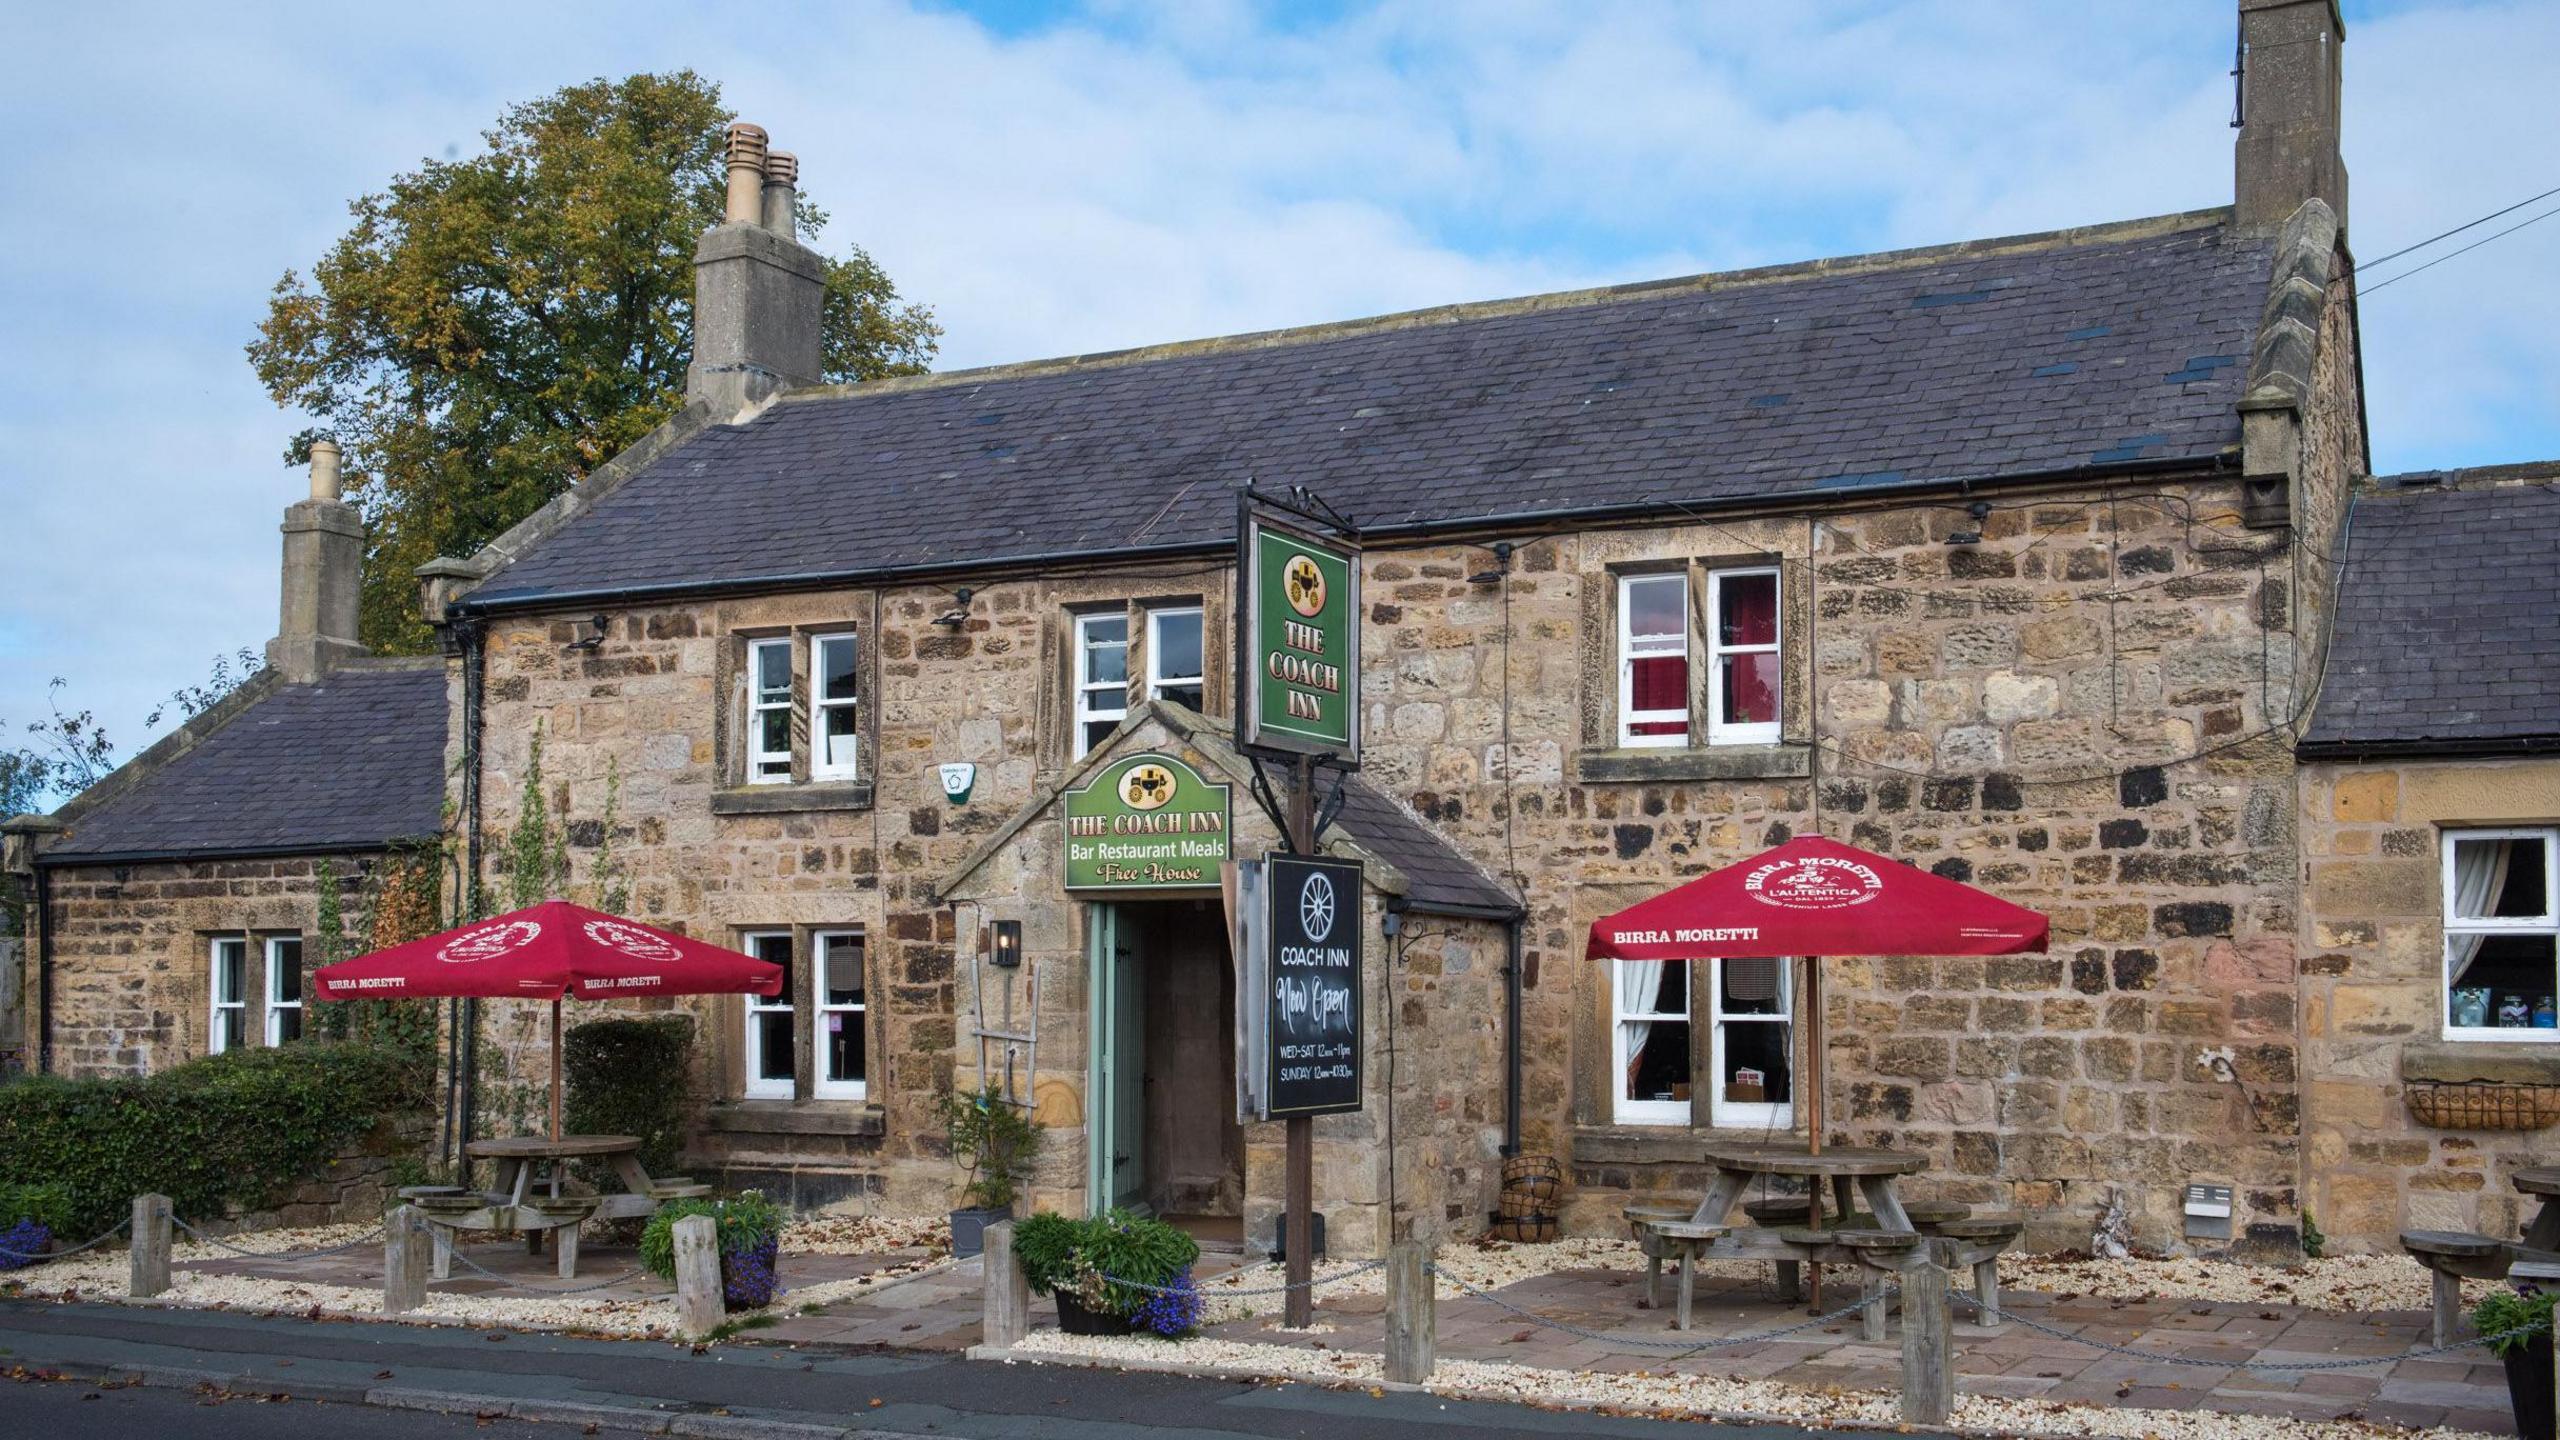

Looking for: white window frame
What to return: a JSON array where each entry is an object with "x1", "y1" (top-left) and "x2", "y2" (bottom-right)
[
  {"x1": 742, "y1": 930, "x2": 796, "y2": 1097},
  {"x1": 746, "y1": 637, "x2": 794, "y2": 785},
  {"x1": 1707, "y1": 958, "x2": 1793, "y2": 1129},
  {"x1": 2441, "y1": 826, "x2": 2560, "y2": 1043},
  {"x1": 1072, "y1": 612, "x2": 1131, "y2": 758},
  {"x1": 1610, "y1": 958, "x2": 1692, "y2": 1125},
  {"x1": 264, "y1": 935, "x2": 304, "y2": 1046},
  {"x1": 813, "y1": 929, "x2": 867, "y2": 1100},
  {"x1": 1706, "y1": 566, "x2": 1782, "y2": 746},
  {"x1": 1616, "y1": 572, "x2": 1690, "y2": 749},
  {"x1": 1145, "y1": 606, "x2": 1206, "y2": 709},
  {"x1": 809, "y1": 631, "x2": 861, "y2": 781},
  {"x1": 209, "y1": 937, "x2": 248, "y2": 1055}
]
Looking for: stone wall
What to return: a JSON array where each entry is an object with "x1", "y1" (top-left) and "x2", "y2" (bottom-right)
[
  {"x1": 32, "y1": 855, "x2": 377, "y2": 1077},
  {"x1": 213, "y1": 1117, "x2": 437, "y2": 1236},
  {"x1": 2298, "y1": 758, "x2": 2560, "y2": 1250}
]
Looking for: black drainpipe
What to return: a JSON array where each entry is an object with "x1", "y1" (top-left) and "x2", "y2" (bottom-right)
[
  {"x1": 34, "y1": 865, "x2": 55, "y2": 1076},
  {"x1": 1502, "y1": 916, "x2": 1523, "y2": 1157},
  {"x1": 454, "y1": 618, "x2": 487, "y2": 1175}
]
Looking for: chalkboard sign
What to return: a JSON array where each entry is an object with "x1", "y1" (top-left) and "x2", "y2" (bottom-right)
[{"x1": 1265, "y1": 855, "x2": 1363, "y2": 1117}]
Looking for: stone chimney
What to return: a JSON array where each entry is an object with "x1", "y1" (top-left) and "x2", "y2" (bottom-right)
[
  {"x1": 266, "y1": 439, "x2": 367, "y2": 683},
  {"x1": 687, "y1": 122, "x2": 824, "y2": 414},
  {"x1": 2234, "y1": 0, "x2": 2348, "y2": 235}
]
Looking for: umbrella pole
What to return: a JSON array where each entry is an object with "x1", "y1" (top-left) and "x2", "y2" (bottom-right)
[
  {"x1": 550, "y1": 997, "x2": 564, "y2": 1143},
  {"x1": 1804, "y1": 956, "x2": 1825, "y2": 1312}
]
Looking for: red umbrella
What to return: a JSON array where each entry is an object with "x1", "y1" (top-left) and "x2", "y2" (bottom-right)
[
  {"x1": 1587, "y1": 835, "x2": 2047, "y2": 1149},
  {"x1": 314, "y1": 900, "x2": 784, "y2": 1139}
]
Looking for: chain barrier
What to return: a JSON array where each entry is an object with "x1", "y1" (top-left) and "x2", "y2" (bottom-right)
[
  {"x1": 1113, "y1": 1256, "x2": 1387, "y2": 1299},
  {"x1": 1949, "y1": 1291, "x2": 2533, "y2": 1371},
  {"x1": 1429, "y1": 1262, "x2": 1886, "y2": 1353},
  {"x1": 172, "y1": 1215, "x2": 386, "y2": 1261},
  {"x1": 441, "y1": 1241, "x2": 652, "y2": 1296},
  {"x1": 0, "y1": 1217, "x2": 132, "y2": 1263}
]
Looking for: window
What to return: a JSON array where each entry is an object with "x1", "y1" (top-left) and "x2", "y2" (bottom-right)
[
  {"x1": 1707, "y1": 958, "x2": 1792, "y2": 1127},
  {"x1": 1611, "y1": 958, "x2": 1691, "y2": 1123},
  {"x1": 747, "y1": 638, "x2": 793, "y2": 783},
  {"x1": 1147, "y1": 607, "x2": 1205, "y2": 712},
  {"x1": 2443, "y1": 828, "x2": 2559, "y2": 1040},
  {"x1": 1707, "y1": 568, "x2": 1781, "y2": 745},
  {"x1": 815, "y1": 931, "x2": 866, "y2": 1099},
  {"x1": 811, "y1": 633, "x2": 861, "y2": 780},
  {"x1": 1617, "y1": 573, "x2": 1689, "y2": 747},
  {"x1": 209, "y1": 938, "x2": 248, "y2": 1055},
  {"x1": 1073, "y1": 613, "x2": 1130, "y2": 757},
  {"x1": 742, "y1": 931, "x2": 795, "y2": 1097},
  {"x1": 265, "y1": 936, "x2": 304, "y2": 1046}
]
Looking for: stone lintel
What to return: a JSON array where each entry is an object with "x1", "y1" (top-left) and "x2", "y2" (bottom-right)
[
  {"x1": 1575, "y1": 743, "x2": 1812, "y2": 785},
  {"x1": 709, "y1": 782, "x2": 875, "y2": 816}
]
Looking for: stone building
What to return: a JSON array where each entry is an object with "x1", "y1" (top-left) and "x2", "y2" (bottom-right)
[
  {"x1": 2294, "y1": 467, "x2": 2560, "y2": 1247},
  {"x1": 5, "y1": 443, "x2": 448, "y2": 1078},
  {"x1": 26, "y1": 0, "x2": 2549, "y2": 1258}
]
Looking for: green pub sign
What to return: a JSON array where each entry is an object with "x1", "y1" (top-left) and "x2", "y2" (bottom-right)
[
  {"x1": 1241, "y1": 514, "x2": 1361, "y2": 759},
  {"x1": 1062, "y1": 753, "x2": 1232, "y2": 892}
]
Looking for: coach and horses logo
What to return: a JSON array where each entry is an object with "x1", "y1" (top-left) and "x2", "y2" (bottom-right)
[
  {"x1": 1283, "y1": 553, "x2": 1327, "y2": 618},
  {"x1": 583, "y1": 918, "x2": 684, "y2": 964},
  {"x1": 1118, "y1": 761, "x2": 1177, "y2": 812},
  {"x1": 437, "y1": 919, "x2": 543, "y2": 964},
  {"x1": 1742, "y1": 855, "x2": 1885, "y2": 911}
]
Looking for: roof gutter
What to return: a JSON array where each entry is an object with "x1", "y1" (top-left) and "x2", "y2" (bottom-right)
[
  {"x1": 32, "y1": 838, "x2": 422, "y2": 869},
  {"x1": 2294, "y1": 735, "x2": 2560, "y2": 762},
  {"x1": 448, "y1": 452, "x2": 2234, "y2": 619}
]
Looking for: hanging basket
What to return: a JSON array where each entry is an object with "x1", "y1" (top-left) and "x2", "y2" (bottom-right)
[{"x1": 2405, "y1": 1080, "x2": 2560, "y2": 1132}]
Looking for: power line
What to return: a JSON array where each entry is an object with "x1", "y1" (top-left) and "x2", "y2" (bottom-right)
[
  {"x1": 2356, "y1": 182, "x2": 2560, "y2": 273},
  {"x1": 2360, "y1": 201, "x2": 2560, "y2": 297}
]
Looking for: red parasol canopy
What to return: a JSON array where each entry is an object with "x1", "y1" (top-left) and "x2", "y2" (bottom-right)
[
  {"x1": 312, "y1": 900, "x2": 783, "y2": 1003},
  {"x1": 1586, "y1": 835, "x2": 2047, "y2": 962}
]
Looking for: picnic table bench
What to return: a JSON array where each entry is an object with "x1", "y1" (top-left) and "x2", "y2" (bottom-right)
[
  {"x1": 2397, "y1": 1166, "x2": 2560, "y2": 1345},
  {"x1": 398, "y1": 1135, "x2": 710, "y2": 1280}
]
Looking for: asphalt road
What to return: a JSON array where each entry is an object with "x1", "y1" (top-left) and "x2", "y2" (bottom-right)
[{"x1": 0, "y1": 1298, "x2": 1893, "y2": 1440}]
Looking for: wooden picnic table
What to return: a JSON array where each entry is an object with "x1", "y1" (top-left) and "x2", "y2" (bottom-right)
[
  {"x1": 408, "y1": 1134, "x2": 690, "y2": 1281},
  {"x1": 1690, "y1": 1141, "x2": 1930, "y2": 1232},
  {"x1": 468, "y1": 1134, "x2": 661, "y2": 1217},
  {"x1": 2513, "y1": 1166, "x2": 2560, "y2": 1255}
]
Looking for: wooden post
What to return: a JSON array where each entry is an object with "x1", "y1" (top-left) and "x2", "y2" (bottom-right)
[
  {"x1": 982, "y1": 1220, "x2": 1029, "y2": 1349},
  {"x1": 383, "y1": 1205, "x2": 429, "y2": 1314},
  {"x1": 1383, "y1": 1240, "x2": 1434, "y2": 1384},
  {"x1": 1973, "y1": 1255, "x2": 2004, "y2": 1328},
  {"x1": 1283, "y1": 751, "x2": 1316, "y2": 1329},
  {"x1": 2430, "y1": 1266, "x2": 2461, "y2": 1349},
  {"x1": 672, "y1": 1213, "x2": 723, "y2": 1339},
  {"x1": 1899, "y1": 1252, "x2": 1953, "y2": 1428},
  {"x1": 129, "y1": 1194, "x2": 172, "y2": 1299}
]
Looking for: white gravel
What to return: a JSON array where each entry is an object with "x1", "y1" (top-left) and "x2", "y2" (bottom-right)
[{"x1": 1009, "y1": 1330, "x2": 2504, "y2": 1440}]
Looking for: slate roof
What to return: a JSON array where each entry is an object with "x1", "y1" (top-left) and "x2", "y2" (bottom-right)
[
  {"x1": 42, "y1": 664, "x2": 449, "y2": 862},
  {"x1": 1330, "y1": 777, "x2": 1520, "y2": 918},
  {"x1": 471, "y1": 213, "x2": 2271, "y2": 607},
  {"x1": 2299, "y1": 473, "x2": 2560, "y2": 755}
]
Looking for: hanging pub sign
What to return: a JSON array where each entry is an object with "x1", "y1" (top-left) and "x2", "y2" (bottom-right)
[
  {"x1": 1263, "y1": 854, "x2": 1364, "y2": 1117},
  {"x1": 1238, "y1": 506, "x2": 1360, "y2": 761},
  {"x1": 1061, "y1": 752, "x2": 1231, "y2": 893}
]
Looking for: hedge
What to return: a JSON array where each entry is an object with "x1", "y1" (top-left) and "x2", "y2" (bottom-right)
[
  {"x1": 0, "y1": 1041, "x2": 426, "y2": 1238},
  {"x1": 563, "y1": 1015, "x2": 694, "y2": 1178}
]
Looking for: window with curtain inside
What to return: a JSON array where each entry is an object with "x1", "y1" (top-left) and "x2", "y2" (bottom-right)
[
  {"x1": 1612, "y1": 958, "x2": 1797, "y2": 1127},
  {"x1": 1707, "y1": 567, "x2": 1781, "y2": 744},
  {"x1": 264, "y1": 936, "x2": 304, "y2": 1045},
  {"x1": 209, "y1": 937, "x2": 248, "y2": 1054},
  {"x1": 815, "y1": 930, "x2": 867, "y2": 1099},
  {"x1": 1617, "y1": 573, "x2": 1689, "y2": 747},
  {"x1": 1612, "y1": 958, "x2": 1691, "y2": 1123},
  {"x1": 1073, "y1": 613, "x2": 1130, "y2": 757},
  {"x1": 1709, "y1": 958, "x2": 1792, "y2": 1127},
  {"x1": 2442, "y1": 828, "x2": 2559, "y2": 1038},
  {"x1": 743, "y1": 931, "x2": 795, "y2": 1096},
  {"x1": 810, "y1": 632, "x2": 861, "y2": 780}
]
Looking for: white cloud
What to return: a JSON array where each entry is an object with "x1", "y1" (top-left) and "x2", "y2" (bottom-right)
[{"x1": 2, "y1": 0, "x2": 2551, "y2": 780}]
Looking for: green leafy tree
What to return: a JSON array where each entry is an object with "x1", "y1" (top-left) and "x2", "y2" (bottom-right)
[{"x1": 248, "y1": 71, "x2": 941, "y2": 653}]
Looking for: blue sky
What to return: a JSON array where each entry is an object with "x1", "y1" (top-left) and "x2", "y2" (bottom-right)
[{"x1": 2, "y1": 0, "x2": 2553, "y2": 787}]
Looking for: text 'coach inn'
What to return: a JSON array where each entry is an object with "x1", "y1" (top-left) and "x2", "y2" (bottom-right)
[{"x1": 9, "y1": 0, "x2": 2558, "y2": 1261}]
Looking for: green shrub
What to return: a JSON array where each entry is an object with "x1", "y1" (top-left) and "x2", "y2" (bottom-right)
[
  {"x1": 1013, "y1": 1211, "x2": 1081, "y2": 1294},
  {"x1": 0, "y1": 1041, "x2": 424, "y2": 1237},
  {"x1": 1008, "y1": 1208, "x2": 1199, "y2": 1317},
  {"x1": 639, "y1": 1191, "x2": 786, "y2": 1281},
  {"x1": 2476, "y1": 1287, "x2": 2556, "y2": 1357},
  {"x1": 939, "y1": 1085, "x2": 1041, "y2": 1211},
  {"x1": 0, "y1": 1182, "x2": 72, "y2": 1233},
  {"x1": 563, "y1": 1015, "x2": 694, "y2": 1178}
]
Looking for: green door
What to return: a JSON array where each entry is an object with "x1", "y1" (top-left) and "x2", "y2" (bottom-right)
[{"x1": 1086, "y1": 905, "x2": 1147, "y2": 1213}]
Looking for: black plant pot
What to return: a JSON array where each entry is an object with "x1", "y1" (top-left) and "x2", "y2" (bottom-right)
[
  {"x1": 1055, "y1": 1290, "x2": 1134, "y2": 1336},
  {"x1": 949, "y1": 1205, "x2": 1011, "y2": 1259},
  {"x1": 2504, "y1": 1335, "x2": 2555, "y2": 1440}
]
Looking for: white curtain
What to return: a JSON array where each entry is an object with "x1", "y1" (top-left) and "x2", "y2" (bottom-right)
[
  {"x1": 2448, "y1": 839, "x2": 2513, "y2": 986},
  {"x1": 1617, "y1": 958, "x2": 1666, "y2": 1095}
]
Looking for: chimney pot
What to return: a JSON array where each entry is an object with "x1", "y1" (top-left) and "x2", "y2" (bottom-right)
[
  {"x1": 760, "y1": 150, "x2": 798, "y2": 236},
  {"x1": 308, "y1": 438, "x2": 343, "y2": 502},
  {"x1": 268, "y1": 437, "x2": 367, "y2": 682},
  {"x1": 723, "y1": 122, "x2": 770, "y2": 226}
]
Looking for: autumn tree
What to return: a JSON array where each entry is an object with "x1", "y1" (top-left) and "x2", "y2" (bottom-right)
[{"x1": 249, "y1": 72, "x2": 940, "y2": 652}]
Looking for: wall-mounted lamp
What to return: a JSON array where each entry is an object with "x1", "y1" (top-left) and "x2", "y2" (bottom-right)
[
  {"x1": 568, "y1": 613, "x2": 612, "y2": 651},
  {"x1": 1944, "y1": 501, "x2": 1992, "y2": 547},
  {"x1": 1467, "y1": 540, "x2": 1516, "y2": 585},
  {"x1": 934, "y1": 587, "x2": 976, "y2": 628},
  {"x1": 990, "y1": 919, "x2": 1023, "y2": 968}
]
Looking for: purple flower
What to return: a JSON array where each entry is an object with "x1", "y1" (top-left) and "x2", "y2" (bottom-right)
[
  {"x1": 1133, "y1": 1267, "x2": 1203, "y2": 1337},
  {"x1": 0, "y1": 1220, "x2": 52, "y2": 1272}
]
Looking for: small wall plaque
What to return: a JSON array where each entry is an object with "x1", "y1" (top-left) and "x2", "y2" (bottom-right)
[{"x1": 938, "y1": 762, "x2": 976, "y2": 805}]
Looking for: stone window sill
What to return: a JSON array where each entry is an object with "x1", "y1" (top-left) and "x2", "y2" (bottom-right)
[
  {"x1": 1572, "y1": 1123, "x2": 1791, "y2": 1166},
  {"x1": 2399, "y1": 1044, "x2": 2560, "y2": 1085},
  {"x1": 707, "y1": 1100, "x2": 885, "y2": 1138},
  {"x1": 1574, "y1": 743, "x2": 1810, "y2": 784},
  {"x1": 710, "y1": 781, "x2": 874, "y2": 816}
]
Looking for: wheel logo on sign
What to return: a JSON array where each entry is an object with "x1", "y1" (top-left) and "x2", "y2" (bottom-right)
[
  {"x1": 1299, "y1": 871, "x2": 1336, "y2": 942},
  {"x1": 582, "y1": 918, "x2": 682, "y2": 964},
  {"x1": 437, "y1": 920, "x2": 541, "y2": 964}
]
